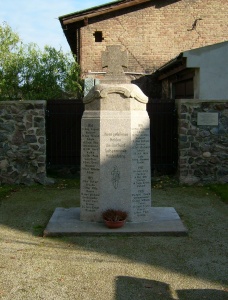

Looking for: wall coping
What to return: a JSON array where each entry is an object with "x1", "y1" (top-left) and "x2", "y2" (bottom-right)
[
  {"x1": 0, "y1": 100, "x2": 46, "y2": 105},
  {"x1": 176, "y1": 99, "x2": 228, "y2": 104}
]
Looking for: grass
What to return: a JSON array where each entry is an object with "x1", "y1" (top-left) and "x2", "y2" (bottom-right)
[
  {"x1": 32, "y1": 224, "x2": 46, "y2": 236},
  {"x1": 0, "y1": 185, "x2": 20, "y2": 201},
  {"x1": 0, "y1": 176, "x2": 80, "y2": 201},
  {"x1": 207, "y1": 184, "x2": 228, "y2": 204},
  {"x1": 151, "y1": 176, "x2": 228, "y2": 204},
  {"x1": 1, "y1": 177, "x2": 227, "y2": 204},
  {"x1": 1, "y1": 177, "x2": 226, "y2": 238},
  {"x1": 0, "y1": 179, "x2": 227, "y2": 299},
  {"x1": 0, "y1": 177, "x2": 80, "y2": 238}
]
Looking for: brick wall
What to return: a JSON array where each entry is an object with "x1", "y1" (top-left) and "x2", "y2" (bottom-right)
[
  {"x1": 80, "y1": 0, "x2": 228, "y2": 77},
  {"x1": 176, "y1": 99, "x2": 228, "y2": 185},
  {"x1": 0, "y1": 101, "x2": 50, "y2": 185}
]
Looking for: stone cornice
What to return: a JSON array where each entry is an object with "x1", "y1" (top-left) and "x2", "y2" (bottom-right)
[{"x1": 83, "y1": 84, "x2": 148, "y2": 104}]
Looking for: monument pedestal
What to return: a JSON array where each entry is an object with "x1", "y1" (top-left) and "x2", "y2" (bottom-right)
[
  {"x1": 80, "y1": 84, "x2": 152, "y2": 222},
  {"x1": 43, "y1": 207, "x2": 188, "y2": 237},
  {"x1": 43, "y1": 83, "x2": 187, "y2": 237}
]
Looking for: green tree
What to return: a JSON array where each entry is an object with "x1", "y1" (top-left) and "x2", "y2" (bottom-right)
[
  {"x1": 0, "y1": 22, "x2": 82, "y2": 100},
  {"x1": 0, "y1": 22, "x2": 22, "y2": 99}
]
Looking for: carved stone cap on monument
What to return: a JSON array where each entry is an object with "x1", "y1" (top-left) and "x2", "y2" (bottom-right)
[
  {"x1": 83, "y1": 84, "x2": 148, "y2": 111},
  {"x1": 101, "y1": 45, "x2": 130, "y2": 84}
]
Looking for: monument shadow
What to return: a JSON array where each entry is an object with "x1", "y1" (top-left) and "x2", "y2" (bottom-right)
[{"x1": 115, "y1": 276, "x2": 228, "y2": 300}]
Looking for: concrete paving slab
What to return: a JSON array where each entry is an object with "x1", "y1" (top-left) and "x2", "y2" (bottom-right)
[{"x1": 44, "y1": 207, "x2": 188, "y2": 237}]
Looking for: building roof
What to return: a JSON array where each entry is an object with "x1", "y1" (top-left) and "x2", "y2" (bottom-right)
[
  {"x1": 59, "y1": 0, "x2": 181, "y2": 58},
  {"x1": 59, "y1": 0, "x2": 152, "y2": 25},
  {"x1": 156, "y1": 41, "x2": 228, "y2": 80}
]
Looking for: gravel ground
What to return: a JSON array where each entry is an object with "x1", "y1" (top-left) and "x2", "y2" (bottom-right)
[{"x1": 0, "y1": 184, "x2": 227, "y2": 300}]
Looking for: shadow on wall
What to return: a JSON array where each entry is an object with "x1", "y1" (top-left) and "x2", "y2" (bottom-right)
[
  {"x1": 131, "y1": 74, "x2": 162, "y2": 99},
  {"x1": 115, "y1": 276, "x2": 228, "y2": 300}
]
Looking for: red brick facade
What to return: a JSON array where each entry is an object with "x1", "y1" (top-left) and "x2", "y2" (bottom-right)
[{"x1": 77, "y1": 0, "x2": 228, "y2": 76}]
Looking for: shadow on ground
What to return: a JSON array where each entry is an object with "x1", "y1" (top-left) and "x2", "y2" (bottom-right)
[
  {"x1": 0, "y1": 182, "x2": 227, "y2": 299},
  {"x1": 116, "y1": 276, "x2": 228, "y2": 300}
]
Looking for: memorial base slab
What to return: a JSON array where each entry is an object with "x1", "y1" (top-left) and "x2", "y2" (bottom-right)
[{"x1": 43, "y1": 207, "x2": 188, "y2": 237}]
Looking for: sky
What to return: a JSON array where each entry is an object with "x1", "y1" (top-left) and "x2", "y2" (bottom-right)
[{"x1": 0, "y1": 0, "x2": 111, "y2": 52}]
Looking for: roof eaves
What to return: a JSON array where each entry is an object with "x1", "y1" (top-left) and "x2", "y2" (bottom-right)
[
  {"x1": 156, "y1": 53, "x2": 183, "y2": 72},
  {"x1": 59, "y1": 0, "x2": 121, "y2": 19},
  {"x1": 59, "y1": 0, "x2": 152, "y2": 25},
  {"x1": 155, "y1": 53, "x2": 187, "y2": 80}
]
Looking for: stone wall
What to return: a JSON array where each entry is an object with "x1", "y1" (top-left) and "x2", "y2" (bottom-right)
[
  {"x1": 177, "y1": 99, "x2": 228, "y2": 185},
  {"x1": 1, "y1": 99, "x2": 227, "y2": 186},
  {"x1": 0, "y1": 101, "x2": 48, "y2": 185}
]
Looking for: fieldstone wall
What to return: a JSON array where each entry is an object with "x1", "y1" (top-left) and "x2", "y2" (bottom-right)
[
  {"x1": 177, "y1": 99, "x2": 228, "y2": 185},
  {"x1": 0, "y1": 101, "x2": 48, "y2": 185},
  {"x1": 1, "y1": 99, "x2": 227, "y2": 186}
]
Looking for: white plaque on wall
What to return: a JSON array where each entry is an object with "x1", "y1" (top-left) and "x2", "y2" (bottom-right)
[{"x1": 197, "y1": 113, "x2": 219, "y2": 126}]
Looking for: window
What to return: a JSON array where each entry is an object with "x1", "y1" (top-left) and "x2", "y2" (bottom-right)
[
  {"x1": 93, "y1": 31, "x2": 103, "y2": 42},
  {"x1": 173, "y1": 79, "x2": 194, "y2": 99}
]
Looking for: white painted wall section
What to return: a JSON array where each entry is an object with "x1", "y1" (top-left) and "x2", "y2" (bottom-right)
[{"x1": 183, "y1": 41, "x2": 228, "y2": 100}]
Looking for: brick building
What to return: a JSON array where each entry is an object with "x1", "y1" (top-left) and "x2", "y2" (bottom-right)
[
  {"x1": 58, "y1": 0, "x2": 228, "y2": 183},
  {"x1": 59, "y1": 0, "x2": 228, "y2": 97}
]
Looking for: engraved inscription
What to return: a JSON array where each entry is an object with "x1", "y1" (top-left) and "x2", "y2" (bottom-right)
[
  {"x1": 81, "y1": 122, "x2": 100, "y2": 212},
  {"x1": 131, "y1": 122, "x2": 151, "y2": 218},
  {"x1": 104, "y1": 132, "x2": 129, "y2": 159}
]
